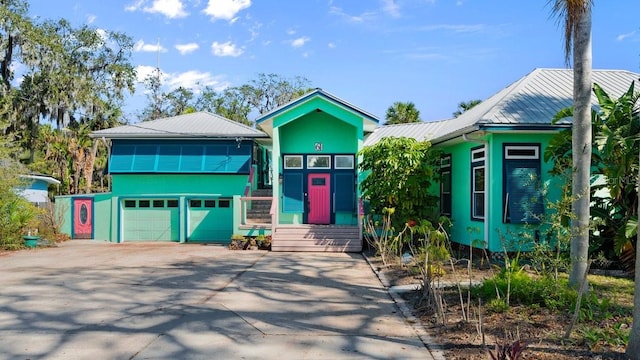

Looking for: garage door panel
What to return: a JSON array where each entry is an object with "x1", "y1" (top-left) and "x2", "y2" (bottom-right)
[
  {"x1": 188, "y1": 199, "x2": 233, "y2": 242},
  {"x1": 123, "y1": 199, "x2": 179, "y2": 242}
]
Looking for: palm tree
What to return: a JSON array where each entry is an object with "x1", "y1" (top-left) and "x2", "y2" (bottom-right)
[
  {"x1": 550, "y1": 0, "x2": 592, "y2": 289},
  {"x1": 384, "y1": 101, "x2": 420, "y2": 125},
  {"x1": 453, "y1": 99, "x2": 481, "y2": 117}
]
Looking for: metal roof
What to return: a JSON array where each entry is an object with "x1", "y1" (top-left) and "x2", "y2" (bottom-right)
[
  {"x1": 20, "y1": 174, "x2": 61, "y2": 185},
  {"x1": 364, "y1": 120, "x2": 450, "y2": 146},
  {"x1": 91, "y1": 111, "x2": 267, "y2": 139},
  {"x1": 255, "y1": 88, "x2": 380, "y2": 136},
  {"x1": 365, "y1": 68, "x2": 640, "y2": 146}
]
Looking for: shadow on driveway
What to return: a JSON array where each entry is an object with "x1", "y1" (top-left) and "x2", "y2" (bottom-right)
[{"x1": 0, "y1": 241, "x2": 433, "y2": 359}]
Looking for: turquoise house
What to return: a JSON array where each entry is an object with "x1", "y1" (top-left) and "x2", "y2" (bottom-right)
[
  {"x1": 365, "y1": 68, "x2": 640, "y2": 253},
  {"x1": 57, "y1": 90, "x2": 379, "y2": 251}
]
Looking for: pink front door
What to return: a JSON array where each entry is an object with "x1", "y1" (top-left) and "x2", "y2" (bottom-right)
[
  {"x1": 307, "y1": 173, "x2": 331, "y2": 224},
  {"x1": 73, "y1": 198, "x2": 93, "y2": 239}
]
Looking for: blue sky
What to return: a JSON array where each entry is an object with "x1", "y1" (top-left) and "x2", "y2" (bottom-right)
[{"x1": 28, "y1": 0, "x2": 640, "y2": 123}]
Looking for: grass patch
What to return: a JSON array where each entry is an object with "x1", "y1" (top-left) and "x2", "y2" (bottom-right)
[{"x1": 473, "y1": 270, "x2": 633, "y2": 350}]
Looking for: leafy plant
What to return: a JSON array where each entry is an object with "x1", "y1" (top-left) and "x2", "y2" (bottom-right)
[
  {"x1": 0, "y1": 160, "x2": 39, "y2": 250},
  {"x1": 359, "y1": 136, "x2": 441, "y2": 229},
  {"x1": 545, "y1": 81, "x2": 640, "y2": 272},
  {"x1": 487, "y1": 338, "x2": 528, "y2": 360}
]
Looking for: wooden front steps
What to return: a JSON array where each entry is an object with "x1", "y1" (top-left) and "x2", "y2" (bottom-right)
[
  {"x1": 271, "y1": 225, "x2": 361, "y2": 252},
  {"x1": 245, "y1": 188, "x2": 273, "y2": 224}
]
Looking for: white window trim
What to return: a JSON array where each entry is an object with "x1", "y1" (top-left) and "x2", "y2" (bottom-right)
[
  {"x1": 334, "y1": 155, "x2": 354, "y2": 169},
  {"x1": 441, "y1": 155, "x2": 451, "y2": 168},
  {"x1": 505, "y1": 145, "x2": 539, "y2": 160},
  {"x1": 472, "y1": 165, "x2": 485, "y2": 220},
  {"x1": 307, "y1": 155, "x2": 331, "y2": 169},
  {"x1": 472, "y1": 148, "x2": 485, "y2": 162},
  {"x1": 284, "y1": 155, "x2": 303, "y2": 169}
]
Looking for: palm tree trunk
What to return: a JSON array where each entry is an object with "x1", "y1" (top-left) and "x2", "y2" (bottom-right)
[
  {"x1": 568, "y1": 7, "x2": 592, "y2": 287},
  {"x1": 626, "y1": 147, "x2": 640, "y2": 358},
  {"x1": 83, "y1": 140, "x2": 99, "y2": 194}
]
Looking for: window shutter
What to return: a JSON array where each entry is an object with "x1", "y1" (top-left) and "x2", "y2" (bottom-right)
[
  {"x1": 204, "y1": 145, "x2": 228, "y2": 172},
  {"x1": 110, "y1": 143, "x2": 135, "y2": 172},
  {"x1": 180, "y1": 145, "x2": 204, "y2": 172},
  {"x1": 505, "y1": 163, "x2": 542, "y2": 223},
  {"x1": 283, "y1": 173, "x2": 304, "y2": 212},
  {"x1": 132, "y1": 145, "x2": 157, "y2": 172},
  {"x1": 157, "y1": 145, "x2": 181, "y2": 172},
  {"x1": 334, "y1": 173, "x2": 355, "y2": 212},
  {"x1": 227, "y1": 143, "x2": 252, "y2": 173}
]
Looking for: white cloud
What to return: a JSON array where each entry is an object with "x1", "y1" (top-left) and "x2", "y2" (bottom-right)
[
  {"x1": 248, "y1": 21, "x2": 262, "y2": 41},
  {"x1": 143, "y1": 0, "x2": 188, "y2": 18},
  {"x1": 135, "y1": 66, "x2": 228, "y2": 93},
  {"x1": 291, "y1": 36, "x2": 310, "y2": 48},
  {"x1": 96, "y1": 29, "x2": 108, "y2": 42},
  {"x1": 328, "y1": 42, "x2": 336, "y2": 49},
  {"x1": 125, "y1": 0, "x2": 145, "y2": 12},
  {"x1": 135, "y1": 65, "x2": 167, "y2": 83},
  {"x1": 617, "y1": 31, "x2": 637, "y2": 41},
  {"x1": 175, "y1": 42, "x2": 200, "y2": 55},
  {"x1": 287, "y1": 29, "x2": 296, "y2": 36},
  {"x1": 211, "y1": 41, "x2": 244, "y2": 56},
  {"x1": 329, "y1": 6, "x2": 376, "y2": 24},
  {"x1": 134, "y1": 39, "x2": 168, "y2": 53},
  {"x1": 381, "y1": 0, "x2": 401, "y2": 18},
  {"x1": 87, "y1": 14, "x2": 97, "y2": 24},
  {"x1": 166, "y1": 70, "x2": 228, "y2": 90},
  {"x1": 203, "y1": 0, "x2": 251, "y2": 22},
  {"x1": 419, "y1": 24, "x2": 487, "y2": 33}
]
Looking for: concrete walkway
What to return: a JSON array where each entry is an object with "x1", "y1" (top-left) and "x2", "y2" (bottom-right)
[{"x1": 0, "y1": 241, "x2": 439, "y2": 359}]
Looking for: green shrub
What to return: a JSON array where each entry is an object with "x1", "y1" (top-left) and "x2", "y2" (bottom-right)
[
  {"x1": 0, "y1": 163, "x2": 39, "y2": 250},
  {"x1": 486, "y1": 298, "x2": 509, "y2": 313},
  {"x1": 473, "y1": 271, "x2": 578, "y2": 311}
]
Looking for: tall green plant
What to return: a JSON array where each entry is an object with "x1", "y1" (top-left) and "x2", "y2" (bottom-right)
[
  {"x1": 545, "y1": 82, "x2": 640, "y2": 264},
  {"x1": 359, "y1": 136, "x2": 441, "y2": 229},
  {"x1": 0, "y1": 160, "x2": 38, "y2": 250}
]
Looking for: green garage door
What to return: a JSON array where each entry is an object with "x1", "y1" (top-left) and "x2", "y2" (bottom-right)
[
  {"x1": 122, "y1": 199, "x2": 180, "y2": 241},
  {"x1": 188, "y1": 198, "x2": 233, "y2": 243}
]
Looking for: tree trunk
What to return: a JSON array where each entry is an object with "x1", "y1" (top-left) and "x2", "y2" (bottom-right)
[
  {"x1": 625, "y1": 138, "x2": 640, "y2": 358},
  {"x1": 568, "y1": 8, "x2": 592, "y2": 287},
  {"x1": 83, "y1": 140, "x2": 99, "y2": 194}
]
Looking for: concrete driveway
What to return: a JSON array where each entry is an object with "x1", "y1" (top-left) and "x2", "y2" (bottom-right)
[{"x1": 0, "y1": 241, "x2": 437, "y2": 360}]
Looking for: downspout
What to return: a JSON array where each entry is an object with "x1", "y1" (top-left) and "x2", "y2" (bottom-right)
[{"x1": 462, "y1": 133, "x2": 489, "y2": 251}]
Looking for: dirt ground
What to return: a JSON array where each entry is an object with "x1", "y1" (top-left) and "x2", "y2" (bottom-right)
[{"x1": 372, "y1": 257, "x2": 630, "y2": 360}]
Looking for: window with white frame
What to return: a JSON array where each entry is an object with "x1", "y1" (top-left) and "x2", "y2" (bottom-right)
[
  {"x1": 307, "y1": 155, "x2": 331, "y2": 169},
  {"x1": 503, "y1": 144, "x2": 542, "y2": 223},
  {"x1": 284, "y1": 155, "x2": 303, "y2": 169},
  {"x1": 471, "y1": 148, "x2": 485, "y2": 220},
  {"x1": 335, "y1": 155, "x2": 354, "y2": 169}
]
